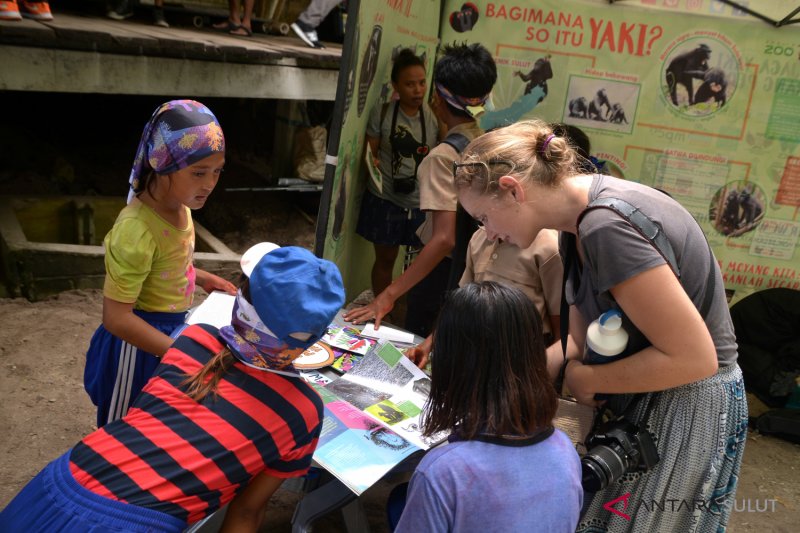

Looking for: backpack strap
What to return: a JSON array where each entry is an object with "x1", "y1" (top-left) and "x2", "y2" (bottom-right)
[
  {"x1": 445, "y1": 131, "x2": 480, "y2": 290},
  {"x1": 578, "y1": 197, "x2": 680, "y2": 278},
  {"x1": 441, "y1": 132, "x2": 470, "y2": 154},
  {"x1": 577, "y1": 196, "x2": 717, "y2": 318},
  {"x1": 378, "y1": 101, "x2": 391, "y2": 133}
]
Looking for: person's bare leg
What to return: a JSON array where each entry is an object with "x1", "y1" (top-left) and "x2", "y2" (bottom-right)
[
  {"x1": 240, "y1": 0, "x2": 254, "y2": 32},
  {"x1": 153, "y1": 0, "x2": 169, "y2": 28},
  {"x1": 373, "y1": 243, "x2": 400, "y2": 297},
  {"x1": 228, "y1": 0, "x2": 253, "y2": 35},
  {"x1": 213, "y1": 0, "x2": 241, "y2": 29}
]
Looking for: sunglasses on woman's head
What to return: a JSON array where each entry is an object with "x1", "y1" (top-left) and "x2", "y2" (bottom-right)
[{"x1": 452, "y1": 159, "x2": 515, "y2": 179}]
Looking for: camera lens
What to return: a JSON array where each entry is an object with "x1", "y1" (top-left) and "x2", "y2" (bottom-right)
[
  {"x1": 392, "y1": 178, "x2": 415, "y2": 194},
  {"x1": 581, "y1": 444, "x2": 629, "y2": 492}
]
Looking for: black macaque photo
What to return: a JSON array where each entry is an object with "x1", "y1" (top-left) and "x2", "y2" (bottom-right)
[
  {"x1": 693, "y1": 67, "x2": 727, "y2": 108},
  {"x1": 666, "y1": 43, "x2": 711, "y2": 106},
  {"x1": 587, "y1": 88, "x2": 611, "y2": 121},
  {"x1": 608, "y1": 103, "x2": 628, "y2": 124},
  {"x1": 568, "y1": 96, "x2": 588, "y2": 118}
]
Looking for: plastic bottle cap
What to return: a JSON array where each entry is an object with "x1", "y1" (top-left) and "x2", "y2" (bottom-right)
[
  {"x1": 598, "y1": 310, "x2": 622, "y2": 335},
  {"x1": 586, "y1": 309, "x2": 628, "y2": 357}
]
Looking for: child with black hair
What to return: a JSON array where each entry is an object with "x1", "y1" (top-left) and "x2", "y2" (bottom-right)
[
  {"x1": 345, "y1": 42, "x2": 497, "y2": 338},
  {"x1": 355, "y1": 48, "x2": 439, "y2": 301},
  {"x1": 391, "y1": 282, "x2": 582, "y2": 531}
]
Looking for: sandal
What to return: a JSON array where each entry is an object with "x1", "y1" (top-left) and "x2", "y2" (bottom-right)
[
  {"x1": 212, "y1": 19, "x2": 238, "y2": 31},
  {"x1": 229, "y1": 24, "x2": 252, "y2": 37}
]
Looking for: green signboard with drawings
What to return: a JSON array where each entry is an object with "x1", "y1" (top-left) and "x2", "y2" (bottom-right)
[{"x1": 323, "y1": 0, "x2": 799, "y2": 305}]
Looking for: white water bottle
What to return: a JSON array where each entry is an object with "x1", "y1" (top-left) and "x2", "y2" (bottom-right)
[{"x1": 585, "y1": 309, "x2": 628, "y2": 365}]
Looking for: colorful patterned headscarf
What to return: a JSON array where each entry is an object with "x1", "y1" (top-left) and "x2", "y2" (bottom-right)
[
  {"x1": 218, "y1": 292, "x2": 306, "y2": 378},
  {"x1": 127, "y1": 100, "x2": 225, "y2": 204}
]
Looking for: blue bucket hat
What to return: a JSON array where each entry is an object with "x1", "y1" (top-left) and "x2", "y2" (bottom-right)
[{"x1": 220, "y1": 245, "x2": 345, "y2": 376}]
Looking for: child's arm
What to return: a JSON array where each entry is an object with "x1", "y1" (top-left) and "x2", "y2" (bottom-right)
[
  {"x1": 195, "y1": 268, "x2": 237, "y2": 295},
  {"x1": 102, "y1": 297, "x2": 175, "y2": 357},
  {"x1": 220, "y1": 472, "x2": 284, "y2": 532},
  {"x1": 366, "y1": 134, "x2": 381, "y2": 168},
  {"x1": 343, "y1": 210, "x2": 456, "y2": 328}
]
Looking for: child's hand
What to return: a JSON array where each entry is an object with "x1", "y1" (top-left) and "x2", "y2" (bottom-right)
[
  {"x1": 405, "y1": 335, "x2": 432, "y2": 369},
  {"x1": 342, "y1": 291, "x2": 395, "y2": 329},
  {"x1": 199, "y1": 272, "x2": 236, "y2": 295}
]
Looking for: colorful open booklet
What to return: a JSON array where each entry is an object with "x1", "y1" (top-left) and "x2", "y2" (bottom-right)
[
  {"x1": 308, "y1": 341, "x2": 447, "y2": 495},
  {"x1": 187, "y1": 296, "x2": 439, "y2": 494}
]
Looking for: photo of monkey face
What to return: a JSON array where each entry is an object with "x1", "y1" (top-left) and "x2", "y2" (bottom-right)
[{"x1": 661, "y1": 37, "x2": 739, "y2": 116}]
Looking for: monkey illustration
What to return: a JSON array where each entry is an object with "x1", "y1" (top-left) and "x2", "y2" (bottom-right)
[
  {"x1": 568, "y1": 96, "x2": 588, "y2": 118},
  {"x1": 376, "y1": 403, "x2": 406, "y2": 425},
  {"x1": 357, "y1": 25, "x2": 382, "y2": 116},
  {"x1": 390, "y1": 125, "x2": 429, "y2": 180},
  {"x1": 587, "y1": 88, "x2": 611, "y2": 121},
  {"x1": 665, "y1": 43, "x2": 711, "y2": 106},
  {"x1": 331, "y1": 154, "x2": 349, "y2": 241},
  {"x1": 719, "y1": 188, "x2": 740, "y2": 233},
  {"x1": 693, "y1": 68, "x2": 727, "y2": 108},
  {"x1": 608, "y1": 103, "x2": 628, "y2": 124},
  {"x1": 737, "y1": 187, "x2": 762, "y2": 229},
  {"x1": 514, "y1": 55, "x2": 553, "y2": 98}
]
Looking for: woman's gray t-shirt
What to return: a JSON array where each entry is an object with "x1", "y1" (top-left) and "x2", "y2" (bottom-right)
[{"x1": 562, "y1": 174, "x2": 737, "y2": 366}]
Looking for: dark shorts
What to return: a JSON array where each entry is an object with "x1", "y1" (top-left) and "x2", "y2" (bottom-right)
[{"x1": 356, "y1": 189, "x2": 425, "y2": 247}]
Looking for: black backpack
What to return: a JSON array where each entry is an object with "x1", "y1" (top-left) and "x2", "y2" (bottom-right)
[{"x1": 729, "y1": 288, "x2": 800, "y2": 408}]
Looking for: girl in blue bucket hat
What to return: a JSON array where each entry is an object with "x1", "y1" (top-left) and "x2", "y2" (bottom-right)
[
  {"x1": 84, "y1": 100, "x2": 237, "y2": 429},
  {"x1": 2, "y1": 244, "x2": 345, "y2": 532}
]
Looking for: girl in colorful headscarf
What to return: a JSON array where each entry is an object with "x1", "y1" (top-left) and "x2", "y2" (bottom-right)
[{"x1": 84, "y1": 99, "x2": 237, "y2": 428}]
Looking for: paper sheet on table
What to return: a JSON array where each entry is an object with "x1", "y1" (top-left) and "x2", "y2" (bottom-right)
[
  {"x1": 186, "y1": 291, "x2": 235, "y2": 329},
  {"x1": 359, "y1": 323, "x2": 415, "y2": 345}
]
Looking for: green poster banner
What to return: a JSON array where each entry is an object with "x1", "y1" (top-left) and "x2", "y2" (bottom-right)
[
  {"x1": 437, "y1": 0, "x2": 799, "y2": 305},
  {"x1": 321, "y1": 0, "x2": 442, "y2": 300}
]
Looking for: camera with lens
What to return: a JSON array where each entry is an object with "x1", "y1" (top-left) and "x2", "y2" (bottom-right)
[
  {"x1": 392, "y1": 176, "x2": 416, "y2": 194},
  {"x1": 581, "y1": 415, "x2": 659, "y2": 492}
]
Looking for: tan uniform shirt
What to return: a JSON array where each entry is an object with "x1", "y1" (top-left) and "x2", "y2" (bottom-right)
[
  {"x1": 460, "y1": 227, "x2": 563, "y2": 338},
  {"x1": 416, "y1": 121, "x2": 484, "y2": 244}
]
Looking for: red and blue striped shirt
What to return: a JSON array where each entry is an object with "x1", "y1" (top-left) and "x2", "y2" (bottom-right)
[{"x1": 69, "y1": 323, "x2": 323, "y2": 524}]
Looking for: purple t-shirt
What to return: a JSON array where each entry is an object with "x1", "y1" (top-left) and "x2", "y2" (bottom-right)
[{"x1": 395, "y1": 429, "x2": 582, "y2": 533}]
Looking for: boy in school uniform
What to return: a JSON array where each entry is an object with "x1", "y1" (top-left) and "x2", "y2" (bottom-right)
[{"x1": 345, "y1": 42, "x2": 498, "y2": 338}]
